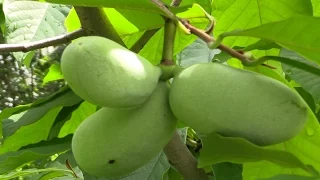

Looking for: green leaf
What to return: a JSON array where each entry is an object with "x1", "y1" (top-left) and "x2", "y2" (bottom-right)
[
  {"x1": 44, "y1": 0, "x2": 190, "y2": 17},
  {"x1": 84, "y1": 151, "x2": 170, "y2": 180},
  {"x1": 211, "y1": 0, "x2": 313, "y2": 68},
  {"x1": 280, "y1": 49, "x2": 320, "y2": 104},
  {"x1": 176, "y1": 38, "x2": 220, "y2": 68},
  {"x1": 43, "y1": 63, "x2": 64, "y2": 85},
  {"x1": 312, "y1": 0, "x2": 320, "y2": 16},
  {"x1": 138, "y1": 4, "x2": 211, "y2": 64},
  {"x1": 58, "y1": 101, "x2": 97, "y2": 138},
  {"x1": 0, "y1": 135, "x2": 71, "y2": 174},
  {"x1": 212, "y1": 0, "x2": 313, "y2": 44},
  {"x1": 3, "y1": 0, "x2": 70, "y2": 63},
  {"x1": 0, "y1": 107, "x2": 62, "y2": 154},
  {"x1": 198, "y1": 133, "x2": 313, "y2": 174},
  {"x1": 2, "y1": 90, "x2": 82, "y2": 138},
  {"x1": 64, "y1": 7, "x2": 164, "y2": 36},
  {"x1": 258, "y1": 174, "x2": 320, "y2": 180},
  {"x1": 163, "y1": 168, "x2": 183, "y2": 180},
  {"x1": 0, "y1": 168, "x2": 74, "y2": 180},
  {"x1": 220, "y1": 16, "x2": 320, "y2": 64},
  {"x1": 212, "y1": 162, "x2": 243, "y2": 180}
]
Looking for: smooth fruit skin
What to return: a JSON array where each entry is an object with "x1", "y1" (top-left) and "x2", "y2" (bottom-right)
[
  {"x1": 61, "y1": 36, "x2": 161, "y2": 108},
  {"x1": 169, "y1": 62, "x2": 309, "y2": 146},
  {"x1": 72, "y1": 81, "x2": 178, "y2": 178}
]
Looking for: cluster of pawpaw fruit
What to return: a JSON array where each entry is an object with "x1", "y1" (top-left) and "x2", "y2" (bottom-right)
[{"x1": 60, "y1": 36, "x2": 309, "y2": 178}]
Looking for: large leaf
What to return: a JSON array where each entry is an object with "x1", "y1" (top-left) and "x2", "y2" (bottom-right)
[
  {"x1": 219, "y1": 16, "x2": 320, "y2": 64},
  {"x1": 0, "y1": 107, "x2": 62, "y2": 154},
  {"x1": 198, "y1": 133, "x2": 313, "y2": 174},
  {"x1": 2, "y1": 89, "x2": 82, "y2": 138},
  {"x1": 0, "y1": 135, "x2": 72, "y2": 174},
  {"x1": 3, "y1": 0, "x2": 70, "y2": 63},
  {"x1": 280, "y1": 49, "x2": 320, "y2": 104},
  {"x1": 212, "y1": 0, "x2": 313, "y2": 46},
  {"x1": 83, "y1": 151, "x2": 170, "y2": 180},
  {"x1": 64, "y1": 7, "x2": 164, "y2": 36},
  {"x1": 211, "y1": 0, "x2": 313, "y2": 73},
  {"x1": 43, "y1": 0, "x2": 190, "y2": 17}
]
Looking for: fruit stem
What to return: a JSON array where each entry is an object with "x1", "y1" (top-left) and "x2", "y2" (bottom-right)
[
  {"x1": 164, "y1": 131, "x2": 209, "y2": 180},
  {"x1": 74, "y1": 7, "x2": 126, "y2": 47}
]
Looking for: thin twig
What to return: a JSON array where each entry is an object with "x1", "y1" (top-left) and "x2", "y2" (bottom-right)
[
  {"x1": 164, "y1": 131, "x2": 209, "y2": 180},
  {"x1": 171, "y1": 0, "x2": 183, "y2": 7},
  {"x1": 181, "y1": 21, "x2": 247, "y2": 61},
  {"x1": 130, "y1": 28, "x2": 160, "y2": 53},
  {"x1": 150, "y1": 0, "x2": 179, "y2": 21},
  {"x1": 0, "y1": 29, "x2": 86, "y2": 53}
]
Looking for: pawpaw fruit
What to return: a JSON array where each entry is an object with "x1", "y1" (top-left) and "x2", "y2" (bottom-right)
[
  {"x1": 61, "y1": 36, "x2": 161, "y2": 108},
  {"x1": 72, "y1": 81, "x2": 178, "y2": 178},
  {"x1": 169, "y1": 62, "x2": 309, "y2": 146}
]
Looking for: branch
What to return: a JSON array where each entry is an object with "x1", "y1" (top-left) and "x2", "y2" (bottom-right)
[
  {"x1": 0, "y1": 29, "x2": 86, "y2": 53},
  {"x1": 130, "y1": 28, "x2": 160, "y2": 53},
  {"x1": 171, "y1": 0, "x2": 183, "y2": 7},
  {"x1": 181, "y1": 20, "x2": 276, "y2": 69},
  {"x1": 74, "y1": 7, "x2": 125, "y2": 47},
  {"x1": 164, "y1": 131, "x2": 209, "y2": 180},
  {"x1": 150, "y1": 0, "x2": 179, "y2": 21}
]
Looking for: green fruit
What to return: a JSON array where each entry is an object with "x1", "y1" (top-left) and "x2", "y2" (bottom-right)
[
  {"x1": 61, "y1": 36, "x2": 161, "y2": 108},
  {"x1": 72, "y1": 81, "x2": 177, "y2": 178},
  {"x1": 169, "y1": 62, "x2": 308, "y2": 146}
]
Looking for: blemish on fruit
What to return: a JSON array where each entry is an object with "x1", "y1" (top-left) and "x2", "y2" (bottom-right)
[{"x1": 108, "y1": 160, "x2": 115, "y2": 164}]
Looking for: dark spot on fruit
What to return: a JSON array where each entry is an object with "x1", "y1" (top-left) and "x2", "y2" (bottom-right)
[
  {"x1": 108, "y1": 160, "x2": 115, "y2": 164},
  {"x1": 78, "y1": 42, "x2": 83, "y2": 45}
]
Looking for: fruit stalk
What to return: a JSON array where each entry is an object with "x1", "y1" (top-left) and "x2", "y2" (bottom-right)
[
  {"x1": 164, "y1": 131, "x2": 209, "y2": 180},
  {"x1": 161, "y1": 19, "x2": 176, "y2": 63}
]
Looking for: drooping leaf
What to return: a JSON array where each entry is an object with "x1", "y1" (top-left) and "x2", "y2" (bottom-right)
[
  {"x1": 0, "y1": 107, "x2": 62, "y2": 154},
  {"x1": 0, "y1": 135, "x2": 72, "y2": 174},
  {"x1": 280, "y1": 48, "x2": 320, "y2": 104},
  {"x1": 43, "y1": 63, "x2": 64, "y2": 85},
  {"x1": 198, "y1": 133, "x2": 314, "y2": 174},
  {"x1": 220, "y1": 16, "x2": 320, "y2": 64},
  {"x1": 3, "y1": 0, "x2": 70, "y2": 64},
  {"x1": 2, "y1": 89, "x2": 82, "y2": 138}
]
